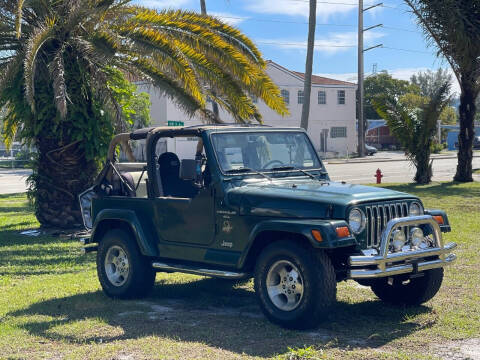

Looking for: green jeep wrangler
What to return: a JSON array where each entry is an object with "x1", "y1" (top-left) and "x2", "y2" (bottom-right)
[{"x1": 79, "y1": 125, "x2": 457, "y2": 329}]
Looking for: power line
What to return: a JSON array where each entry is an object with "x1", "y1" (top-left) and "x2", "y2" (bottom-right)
[
  {"x1": 218, "y1": 15, "x2": 355, "y2": 27},
  {"x1": 255, "y1": 41, "x2": 433, "y2": 54},
  {"x1": 217, "y1": 15, "x2": 417, "y2": 33},
  {"x1": 381, "y1": 46, "x2": 431, "y2": 54},
  {"x1": 256, "y1": 41, "x2": 356, "y2": 48}
]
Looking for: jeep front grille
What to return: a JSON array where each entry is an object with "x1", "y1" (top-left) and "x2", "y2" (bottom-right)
[{"x1": 365, "y1": 202, "x2": 409, "y2": 248}]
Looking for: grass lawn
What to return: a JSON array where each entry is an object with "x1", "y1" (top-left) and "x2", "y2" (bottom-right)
[{"x1": 0, "y1": 182, "x2": 479, "y2": 359}]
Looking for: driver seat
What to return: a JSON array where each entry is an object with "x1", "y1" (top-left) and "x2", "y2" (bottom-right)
[{"x1": 158, "y1": 152, "x2": 181, "y2": 196}]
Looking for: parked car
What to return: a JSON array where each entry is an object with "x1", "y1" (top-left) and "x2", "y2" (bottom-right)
[
  {"x1": 79, "y1": 125, "x2": 457, "y2": 329},
  {"x1": 455, "y1": 136, "x2": 480, "y2": 149},
  {"x1": 365, "y1": 144, "x2": 378, "y2": 156}
]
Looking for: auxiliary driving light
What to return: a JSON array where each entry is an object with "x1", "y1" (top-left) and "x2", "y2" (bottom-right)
[
  {"x1": 410, "y1": 227, "x2": 424, "y2": 248},
  {"x1": 391, "y1": 229, "x2": 406, "y2": 252}
]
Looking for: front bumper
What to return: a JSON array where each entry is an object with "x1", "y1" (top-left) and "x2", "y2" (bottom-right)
[{"x1": 348, "y1": 215, "x2": 457, "y2": 279}]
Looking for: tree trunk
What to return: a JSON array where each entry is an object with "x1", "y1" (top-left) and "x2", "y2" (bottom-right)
[
  {"x1": 300, "y1": 0, "x2": 316, "y2": 131},
  {"x1": 33, "y1": 138, "x2": 97, "y2": 228},
  {"x1": 414, "y1": 152, "x2": 432, "y2": 185},
  {"x1": 454, "y1": 80, "x2": 477, "y2": 182}
]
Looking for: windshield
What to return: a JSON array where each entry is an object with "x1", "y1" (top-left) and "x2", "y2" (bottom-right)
[{"x1": 211, "y1": 131, "x2": 323, "y2": 173}]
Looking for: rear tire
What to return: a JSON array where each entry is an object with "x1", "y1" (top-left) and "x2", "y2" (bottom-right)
[
  {"x1": 97, "y1": 229, "x2": 155, "y2": 299},
  {"x1": 254, "y1": 240, "x2": 336, "y2": 329},
  {"x1": 370, "y1": 268, "x2": 444, "y2": 305}
]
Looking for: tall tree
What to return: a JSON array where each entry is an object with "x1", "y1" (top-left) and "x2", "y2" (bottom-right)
[
  {"x1": 374, "y1": 80, "x2": 451, "y2": 184},
  {"x1": 0, "y1": 0, "x2": 287, "y2": 228},
  {"x1": 300, "y1": 0, "x2": 316, "y2": 130},
  {"x1": 404, "y1": 0, "x2": 480, "y2": 182},
  {"x1": 364, "y1": 71, "x2": 418, "y2": 119},
  {"x1": 410, "y1": 68, "x2": 453, "y2": 98}
]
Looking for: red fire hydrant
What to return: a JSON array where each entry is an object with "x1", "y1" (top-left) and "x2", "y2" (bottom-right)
[{"x1": 375, "y1": 168, "x2": 383, "y2": 184}]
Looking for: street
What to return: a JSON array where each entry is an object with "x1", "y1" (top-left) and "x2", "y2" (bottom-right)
[
  {"x1": 0, "y1": 168, "x2": 32, "y2": 194},
  {"x1": 0, "y1": 153, "x2": 479, "y2": 194},
  {"x1": 325, "y1": 152, "x2": 480, "y2": 184}
]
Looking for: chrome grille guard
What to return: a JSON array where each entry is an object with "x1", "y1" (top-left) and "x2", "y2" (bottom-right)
[{"x1": 348, "y1": 215, "x2": 457, "y2": 279}]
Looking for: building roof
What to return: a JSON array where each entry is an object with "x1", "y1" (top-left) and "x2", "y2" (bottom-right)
[{"x1": 266, "y1": 60, "x2": 356, "y2": 87}]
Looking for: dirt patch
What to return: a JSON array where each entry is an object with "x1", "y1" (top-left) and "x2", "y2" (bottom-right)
[{"x1": 432, "y1": 338, "x2": 480, "y2": 360}]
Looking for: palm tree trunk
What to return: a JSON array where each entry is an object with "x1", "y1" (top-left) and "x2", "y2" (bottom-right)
[
  {"x1": 33, "y1": 139, "x2": 96, "y2": 228},
  {"x1": 199, "y1": 0, "x2": 220, "y2": 122},
  {"x1": 414, "y1": 151, "x2": 432, "y2": 184},
  {"x1": 454, "y1": 79, "x2": 477, "y2": 182},
  {"x1": 300, "y1": 0, "x2": 316, "y2": 131}
]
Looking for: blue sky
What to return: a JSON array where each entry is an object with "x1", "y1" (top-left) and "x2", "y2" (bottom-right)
[{"x1": 135, "y1": 0, "x2": 457, "y2": 93}]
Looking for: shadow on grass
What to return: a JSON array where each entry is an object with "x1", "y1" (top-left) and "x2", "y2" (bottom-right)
[
  {"x1": 0, "y1": 230, "x2": 92, "y2": 275},
  {"x1": 8, "y1": 279, "x2": 433, "y2": 357}
]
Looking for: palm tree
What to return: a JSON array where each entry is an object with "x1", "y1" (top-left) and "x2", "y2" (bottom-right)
[
  {"x1": 300, "y1": 0, "x2": 316, "y2": 131},
  {"x1": 373, "y1": 80, "x2": 451, "y2": 184},
  {"x1": 404, "y1": 0, "x2": 480, "y2": 182},
  {"x1": 0, "y1": 0, "x2": 287, "y2": 228}
]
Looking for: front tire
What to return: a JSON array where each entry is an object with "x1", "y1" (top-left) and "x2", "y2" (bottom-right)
[
  {"x1": 370, "y1": 268, "x2": 444, "y2": 306},
  {"x1": 254, "y1": 240, "x2": 336, "y2": 329},
  {"x1": 97, "y1": 229, "x2": 156, "y2": 299}
]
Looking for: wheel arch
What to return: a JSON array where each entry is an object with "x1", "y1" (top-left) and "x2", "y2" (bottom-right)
[
  {"x1": 242, "y1": 230, "x2": 311, "y2": 272},
  {"x1": 91, "y1": 209, "x2": 158, "y2": 257},
  {"x1": 239, "y1": 219, "x2": 358, "y2": 272}
]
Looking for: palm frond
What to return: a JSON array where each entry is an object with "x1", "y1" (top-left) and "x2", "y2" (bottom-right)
[
  {"x1": 0, "y1": 57, "x2": 22, "y2": 101},
  {"x1": 48, "y1": 46, "x2": 68, "y2": 119},
  {"x1": 15, "y1": 0, "x2": 26, "y2": 38},
  {"x1": 130, "y1": 57, "x2": 203, "y2": 116},
  {"x1": 23, "y1": 21, "x2": 54, "y2": 112}
]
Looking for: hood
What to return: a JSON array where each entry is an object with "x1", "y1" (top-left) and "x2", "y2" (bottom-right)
[{"x1": 226, "y1": 178, "x2": 417, "y2": 218}]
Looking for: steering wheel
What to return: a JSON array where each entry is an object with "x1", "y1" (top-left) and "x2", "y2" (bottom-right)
[{"x1": 261, "y1": 159, "x2": 284, "y2": 170}]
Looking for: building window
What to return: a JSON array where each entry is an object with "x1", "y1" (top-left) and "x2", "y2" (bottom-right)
[
  {"x1": 337, "y1": 90, "x2": 345, "y2": 105},
  {"x1": 331, "y1": 127, "x2": 347, "y2": 138},
  {"x1": 281, "y1": 89, "x2": 289, "y2": 105},
  {"x1": 297, "y1": 90, "x2": 304, "y2": 104},
  {"x1": 318, "y1": 90, "x2": 326, "y2": 104}
]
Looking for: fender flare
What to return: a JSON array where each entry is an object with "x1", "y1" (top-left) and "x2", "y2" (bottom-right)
[
  {"x1": 237, "y1": 219, "x2": 358, "y2": 268},
  {"x1": 91, "y1": 209, "x2": 158, "y2": 257}
]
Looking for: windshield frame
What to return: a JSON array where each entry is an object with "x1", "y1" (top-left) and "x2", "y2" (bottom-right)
[{"x1": 208, "y1": 129, "x2": 326, "y2": 177}]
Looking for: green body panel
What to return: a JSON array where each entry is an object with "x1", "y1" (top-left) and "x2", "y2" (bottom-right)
[
  {"x1": 91, "y1": 200, "x2": 158, "y2": 256},
  {"x1": 89, "y1": 127, "x2": 446, "y2": 272}
]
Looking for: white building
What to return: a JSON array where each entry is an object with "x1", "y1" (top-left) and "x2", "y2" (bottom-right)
[{"x1": 138, "y1": 60, "x2": 357, "y2": 156}]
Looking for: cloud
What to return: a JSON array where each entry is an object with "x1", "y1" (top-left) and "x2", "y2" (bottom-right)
[
  {"x1": 135, "y1": 0, "x2": 192, "y2": 9},
  {"x1": 208, "y1": 12, "x2": 248, "y2": 26},
  {"x1": 257, "y1": 31, "x2": 384, "y2": 55},
  {"x1": 245, "y1": 0, "x2": 382, "y2": 20}
]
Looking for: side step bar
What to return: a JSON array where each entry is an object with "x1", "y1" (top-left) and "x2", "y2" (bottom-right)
[{"x1": 152, "y1": 262, "x2": 249, "y2": 280}]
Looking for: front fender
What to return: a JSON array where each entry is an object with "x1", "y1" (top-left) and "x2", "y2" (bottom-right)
[
  {"x1": 91, "y1": 209, "x2": 158, "y2": 257},
  {"x1": 238, "y1": 219, "x2": 358, "y2": 268},
  {"x1": 424, "y1": 209, "x2": 451, "y2": 232}
]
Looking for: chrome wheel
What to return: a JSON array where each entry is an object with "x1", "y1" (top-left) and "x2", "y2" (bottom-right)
[
  {"x1": 104, "y1": 245, "x2": 129, "y2": 287},
  {"x1": 266, "y1": 260, "x2": 304, "y2": 311}
]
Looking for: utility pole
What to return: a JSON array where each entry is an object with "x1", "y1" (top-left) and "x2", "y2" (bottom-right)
[
  {"x1": 200, "y1": 0, "x2": 206, "y2": 14},
  {"x1": 357, "y1": 1, "x2": 382, "y2": 157},
  {"x1": 199, "y1": 0, "x2": 220, "y2": 121}
]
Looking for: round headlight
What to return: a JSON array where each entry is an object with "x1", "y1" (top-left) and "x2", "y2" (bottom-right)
[
  {"x1": 348, "y1": 208, "x2": 366, "y2": 234},
  {"x1": 410, "y1": 227, "x2": 424, "y2": 248},
  {"x1": 409, "y1": 202, "x2": 423, "y2": 216},
  {"x1": 391, "y1": 230, "x2": 406, "y2": 252}
]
